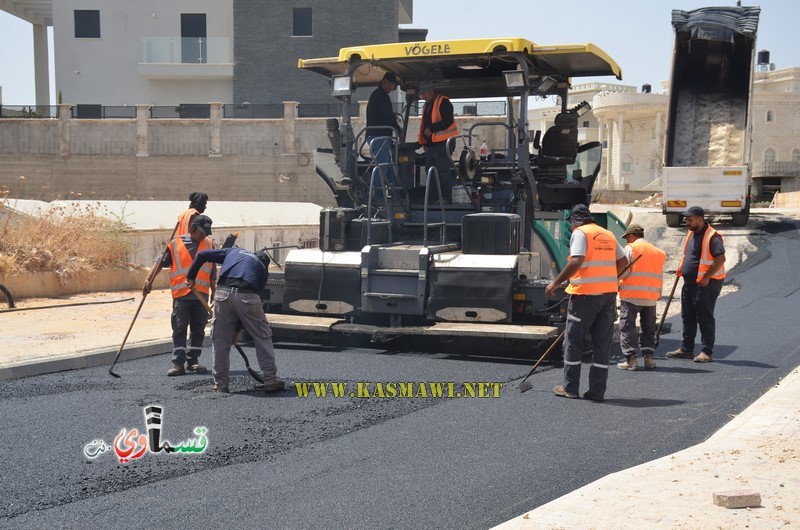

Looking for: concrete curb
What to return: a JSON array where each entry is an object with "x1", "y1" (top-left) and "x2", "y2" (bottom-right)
[{"x1": 0, "y1": 338, "x2": 175, "y2": 381}]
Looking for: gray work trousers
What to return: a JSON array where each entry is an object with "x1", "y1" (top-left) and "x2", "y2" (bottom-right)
[
  {"x1": 211, "y1": 287, "x2": 278, "y2": 387},
  {"x1": 171, "y1": 297, "x2": 209, "y2": 364},
  {"x1": 425, "y1": 141, "x2": 454, "y2": 201},
  {"x1": 562, "y1": 293, "x2": 616, "y2": 396},
  {"x1": 619, "y1": 301, "x2": 657, "y2": 359}
]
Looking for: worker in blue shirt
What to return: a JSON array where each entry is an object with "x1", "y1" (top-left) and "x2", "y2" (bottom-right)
[{"x1": 186, "y1": 247, "x2": 284, "y2": 394}]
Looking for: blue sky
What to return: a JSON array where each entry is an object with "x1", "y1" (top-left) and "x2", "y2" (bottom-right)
[{"x1": 0, "y1": 0, "x2": 797, "y2": 104}]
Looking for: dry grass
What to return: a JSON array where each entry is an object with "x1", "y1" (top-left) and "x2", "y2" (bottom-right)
[{"x1": 0, "y1": 191, "x2": 132, "y2": 276}]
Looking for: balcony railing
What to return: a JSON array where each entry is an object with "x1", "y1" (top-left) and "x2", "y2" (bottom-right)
[
  {"x1": 752, "y1": 161, "x2": 800, "y2": 178},
  {"x1": 141, "y1": 37, "x2": 232, "y2": 64}
]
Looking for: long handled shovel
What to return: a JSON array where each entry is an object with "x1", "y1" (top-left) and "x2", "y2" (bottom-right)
[
  {"x1": 519, "y1": 330, "x2": 566, "y2": 393},
  {"x1": 192, "y1": 289, "x2": 264, "y2": 384},
  {"x1": 655, "y1": 275, "x2": 680, "y2": 348},
  {"x1": 109, "y1": 221, "x2": 179, "y2": 378}
]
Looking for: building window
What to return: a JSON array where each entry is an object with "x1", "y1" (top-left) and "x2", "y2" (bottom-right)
[
  {"x1": 622, "y1": 155, "x2": 633, "y2": 173},
  {"x1": 764, "y1": 148, "x2": 777, "y2": 162},
  {"x1": 766, "y1": 110, "x2": 773, "y2": 122},
  {"x1": 792, "y1": 149, "x2": 800, "y2": 163},
  {"x1": 582, "y1": 120, "x2": 590, "y2": 128},
  {"x1": 293, "y1": 8, "x2": 312, "y2": 36},
  {"x1": 74, "y1": 10, "x2": 100, "y2": 38},
  {"x1": 623, "y1": 122, "x2": 632, "y2": 143}
]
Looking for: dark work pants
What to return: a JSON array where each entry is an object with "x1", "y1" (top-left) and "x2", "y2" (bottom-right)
[
  {"x1": 619, "y1": 301, "x2": 657, "y2": 358},
  {"x1": 171, "y1": 297, "x2": 209, "y2": 364},
  {"x1": 680, "y1": 278, "x2": 723, "y2": 355},
  {"x1": 562, "y1": 293, "x2": 616, "y2": 396},
  {"x1": 425, "y1": 141, "x2": 454, "y2": 201}
]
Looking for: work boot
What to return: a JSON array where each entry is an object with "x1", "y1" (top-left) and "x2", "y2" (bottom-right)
[
  {"x1": 262, "y1": 378, "x2": 286, "y2": 393},
  {"x1": 553, "y1": 385, "x2": 578, "y2": 399},
  {"x1": 186, "y1": 361, "x2": 207, "y2": 374},
  {"x1": 666, "y1": 347, "x2": 693, "y2": 359},
  {"x1": 617, "y1": 356, "x2": 639, "y2": 371},
  {"x1": 643, "y1": 353, "x2": 657, "y2": 370},
  {"x1": 211, "y1": 383, "x2": 229, "y2": 393},
  {"x1": 693, "y1": 351, "x2": 713, "y2": 363},
  {"x1": 582, "y1": 390, "x2": 605, "y2": 402},
  {"x1": 167, "y1": 363, "x2": 185, "y2": 376}
]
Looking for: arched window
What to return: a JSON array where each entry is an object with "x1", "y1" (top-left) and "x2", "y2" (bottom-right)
[
  {"x1": 622, "y1": 154, "x2": 633, "y2": 173},
  {"x1": 623, "y1": 122, "x2": 633, "y2": 143},
  {"x1": 792, "y1": 149, "x2": 800, "y2": 163},
  {"x1": 766, "y1": 110, "x2": 773, "y2": 122},
  {"x1": 764, "y1": 148, "x2": 777, "y2": 162}
]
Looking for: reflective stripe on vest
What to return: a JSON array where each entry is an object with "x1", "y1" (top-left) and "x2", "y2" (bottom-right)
[
  {"x1": 677, "y1": 225, "x2": 726, "y2": 283},
  {"x1": 619, "y1": 239, "x2": 666, "y2": 301},
  {"x1": 177, "y1": 208, "x2": 199, "y2": 235},
  {"x1": 168, "y1": 236, "x2": 213, "y2": 298},
  {"x1": 418, "y1": 95, "x2": 459, "y2": 145},
  {"x1": 566, "y1": 224, "x2": 619, "y2": 295}
]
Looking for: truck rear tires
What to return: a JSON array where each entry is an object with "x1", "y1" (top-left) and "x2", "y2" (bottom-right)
[{"x1": 665, "y1": 213, "x2": 682, "y2": 227}]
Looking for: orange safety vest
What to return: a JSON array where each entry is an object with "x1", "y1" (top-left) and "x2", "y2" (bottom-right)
[
  {"x1": 168, "y1": 235, "x2": 214, "y2": 299},
  {"x1": 177, "y1": 208, "x2": 200, "y2": 235},
  {"x1": 619, "y1": 238, "x2": 666, "y2": 301},
  {"x1": 418, "y1": 95, "x2": 459, "y2": 145},
  {"x1": 566, "y1": 223, "x2": 619, "y2": 295},
  {"x1": 677, "y1": 225, "x2": 726, "y2": 282}
]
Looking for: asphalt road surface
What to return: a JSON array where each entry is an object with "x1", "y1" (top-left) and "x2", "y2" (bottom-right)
[{"x1": 2, "y1": 213, "x2": 799, "y2": 529}]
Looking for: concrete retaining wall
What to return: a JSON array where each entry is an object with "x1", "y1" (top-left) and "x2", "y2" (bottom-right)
[
  {"x1": 771, "y1": 190, "x2": 800, "y2": 208},
  {"x1": 0, "y1": 103, "x2": 511, "y2": 203},
  {"x1": 0, "y1": 269, "x2": 169, "y2": 300}
]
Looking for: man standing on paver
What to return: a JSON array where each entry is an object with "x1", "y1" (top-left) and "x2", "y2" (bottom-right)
[
  {"x1": 545, "y1": 204, "x2": 628, "y2": 402},
  {"x1": 617, "y1": 223, "x2": 667, "y2": 371},
  {"x1": 667, "y1": 206, "x2": 726, "y2": 363}
]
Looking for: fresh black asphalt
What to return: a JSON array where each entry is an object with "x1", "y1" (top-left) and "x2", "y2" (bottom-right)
[{"x1": 1, "y1": 215, "x2": 799, "y2": 529}]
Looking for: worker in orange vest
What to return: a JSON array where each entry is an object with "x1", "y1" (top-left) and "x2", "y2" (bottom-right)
[
  {"x1": 546, "y1": 204, "x2": 628, "y2": 402},
  {"x1": 418, "y1": 81, "x2": 459, "y2": 202},
  {"x1": 617, "y1": 223, "x2": 667, "y2": 371},
  {"x1": 177, "y1": 192, "x2": 209, "y2": 235},
  {"x1": 143, "y1": 214, "x2": 217, "y2": 376},
  {"x1": 667, "y1": 206, "x2": 726, "y2": 363}
]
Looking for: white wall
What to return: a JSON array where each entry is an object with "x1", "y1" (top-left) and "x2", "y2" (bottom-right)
[{"x1": 53, "y1": 0, "x2": 233, "y2": 106}]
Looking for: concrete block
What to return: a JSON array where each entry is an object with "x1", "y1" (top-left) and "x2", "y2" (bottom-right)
[{"x1": 712, "y1": 490, "x2": 762, "y2": 509}]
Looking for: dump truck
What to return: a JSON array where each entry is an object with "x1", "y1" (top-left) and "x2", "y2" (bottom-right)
[
  {"x1": 662, "y1": 6, "x2": 761, "y2": 227},
  {"x1": 261, "y1": 37, "x2": 627, "y2": 352}
]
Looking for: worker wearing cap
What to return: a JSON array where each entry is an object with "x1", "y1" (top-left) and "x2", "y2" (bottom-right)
[
  {"x1": 186, "y1": 247, "x2": 284, "y2": 394},
  {"x1": 418, "y1": 81, "x2": 459, "y2": 202},
  {"x1": 546, "y1": 204, "x2": 628, "y2": 402},
  {"x1": 143, "y1": 214, "x2": 217, "y2": 376},
  {"x1": 667, "y1": 206, "x2": 726, "y2": 363},
  {"x1": 367, "y1": 72, "x2": 402, "y2": 188},
  {"x1": 617, "y1": 223, "x2": 667, "y2": 371},
  {"x1": 177, "y1": 192, "x2": 208, "y2": 235}
]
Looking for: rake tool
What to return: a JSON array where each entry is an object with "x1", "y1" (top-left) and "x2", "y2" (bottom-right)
[
  {"x1": 518, "y1": 330, "x2": 565, "y2": 393},
  {"x1": 109, "y1": 221, "x2": 179, "y2": 378},
  {"x1": 655, "y1": 275, "x2": 680, "y2": 348}
]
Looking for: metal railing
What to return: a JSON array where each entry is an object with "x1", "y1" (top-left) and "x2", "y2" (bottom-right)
[
  {"x1": 752, "y1": 161, "x2": 800, "y2": 178},
  {"x1": 224, "y1": 103, "x2": 283, "y2": 119},
  {"x1": 150, "y1": 104, "x2": 210, "y2": 119},
  {"x1": 0, "y1": 105, "x2": 59, "y2": 119},
  {"x1": 141, "y1": 37, "x2": 232, "y2": 64},
  {"x1": 71, "y1": 105, "x2": 136, "y2": 119},
  {"x1": 298, "y1": 103, "x2": 359, "y2": 118}
]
